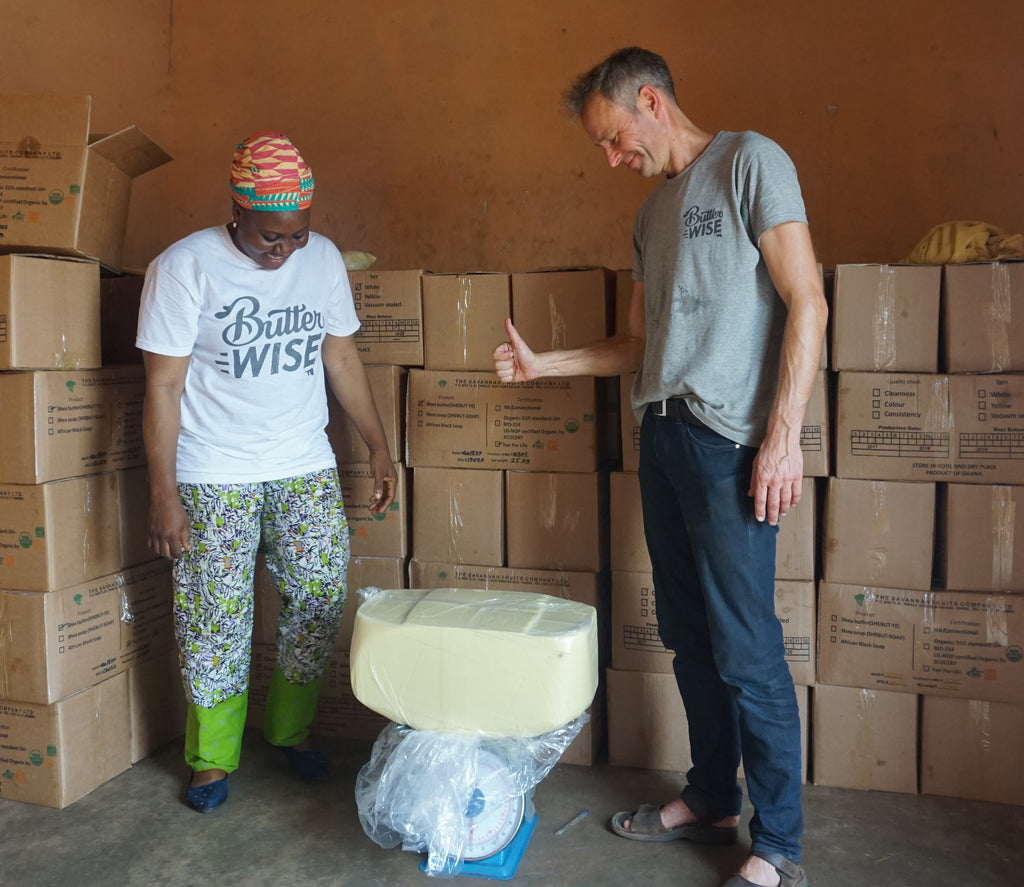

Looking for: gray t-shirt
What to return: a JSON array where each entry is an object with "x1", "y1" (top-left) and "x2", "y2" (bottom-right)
[{"x1": 632, "y1": 130, "x2": 808, "y2": 446}]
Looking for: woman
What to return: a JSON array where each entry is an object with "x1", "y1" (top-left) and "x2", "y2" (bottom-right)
[{"x1": 137, "y1": 131, "x2": 397, "y2": 813}]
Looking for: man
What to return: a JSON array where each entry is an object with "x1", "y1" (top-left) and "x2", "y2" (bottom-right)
[{"x1": 492, "y1": 48, "x2": 826, "y2": 887}]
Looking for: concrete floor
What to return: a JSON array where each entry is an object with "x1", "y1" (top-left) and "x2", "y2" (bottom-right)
[{"x1": 2, "y1": 729, "x2": 1021, "y2": 887}]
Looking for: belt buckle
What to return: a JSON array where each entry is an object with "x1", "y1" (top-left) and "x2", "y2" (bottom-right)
[{"x1": 653, "y1": 398, "x2": 669, "y2": 417}]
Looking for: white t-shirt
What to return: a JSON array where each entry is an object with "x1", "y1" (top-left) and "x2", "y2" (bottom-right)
[{"x1": 136, "y1": 225, "x2": 360, "y2": 483}]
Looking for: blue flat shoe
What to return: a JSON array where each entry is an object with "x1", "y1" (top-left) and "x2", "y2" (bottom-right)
[
  {"x1": 278, "y1": 745, "x2": 331, "y2": 780},
  {"x1": 185, "y1": 774, "x2": 229, "y2": 813}
]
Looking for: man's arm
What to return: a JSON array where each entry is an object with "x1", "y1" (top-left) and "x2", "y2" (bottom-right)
[
  {"x1": 493, "y1": 281, "x2": 646, "y2": 381},
  {"x1": 322, "y1": 333, "x2": 398, "y2": 515},
  {"x1": 751, "y1": 221, "x2": 829, "y2": 525}
]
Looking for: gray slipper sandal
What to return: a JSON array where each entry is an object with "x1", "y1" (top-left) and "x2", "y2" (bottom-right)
[
  {"x1": 610, "y1": 803, "x2": 738, "y2": 845},
  {"x1": 721, "y1": 851, "x2": 808, "y2": 887}
]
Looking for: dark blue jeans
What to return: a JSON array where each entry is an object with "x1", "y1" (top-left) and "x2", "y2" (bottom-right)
[{"x1": 638, "y1": 408, "x2": 803, "y2": 862}]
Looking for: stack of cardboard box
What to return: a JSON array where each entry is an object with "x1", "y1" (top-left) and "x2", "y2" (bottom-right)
[
  {"x1": 0, "y1": 95, "x2": 178, "y2": 808},
  {"x1": 819, "y1": 262, "x2": 1024, "y2": 805},
  {"x1": 406, "y1": 267, "x2": 615, "y2": 765}
]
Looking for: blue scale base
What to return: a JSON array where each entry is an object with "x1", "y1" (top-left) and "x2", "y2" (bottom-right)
[{"x1": 419, "y1": 813, "x2": 539, "y2": 881}]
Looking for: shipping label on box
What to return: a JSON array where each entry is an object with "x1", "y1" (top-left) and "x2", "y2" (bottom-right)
[
  {"x1": 422, "y1": 272, "x2": 511, "y2": 371},
  {"x1": 338, "y1": 463, "x2": 408, "y2": 558},
  {"x1": 0, "y1": 365, "x2": 145, "y2": 484},
  {"x1": 327, "y1": 364, "x2": 406, "y2": 465},
  {"x1": 818, "y1": 581, "x2": 1024, "y2": 703},
  {"x1": 836, "y1": 372, "x2": 1024, "y2": 484},
  {"x1": 348, "y1": 269, "x2": 423, "y2": 366},
  {"x1": 406, "y1": 370, "x2": 599, "y2": 471}
]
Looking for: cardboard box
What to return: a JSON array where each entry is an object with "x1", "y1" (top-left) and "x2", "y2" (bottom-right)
[
  {"x1": 801, "y1": 370, "x2": 831, "y2": 477},
  {"x1": 611, "y1": 572, "x2": 815, "y2": 685},
  {"x1": 406, "y1": 370, "x2": 600, "y2": 472},
  {"x1": 327, "y1": 364, "x2": 406, "y2": 465},
  {"x1": 0, "y1": 672, "x2": 131, "y2": 808},
  {"x1": 619, "y1": 374, "x2": 640, "y2": 472},
  {"x1": 776, "y1": 478, "x2": 818, "y2": 582},
  {"x1": 127, "y1": 646, "x2": 185, "y2": 764},
  {"x1": 411, "y1": 466, "x2": 505, "y2": 566},
  {"x1": 0, "y1": 254, "x2": 101, "y2": 370},
  {"x1": 116, "y1": 466, "x2": 152, "y2": 569},
  {"x1": 920, "y1": 696, "x2": 1024, "y2": 806},
  {"x1": 0, "y1": 365, "x2": 145, "y2": 484},
  {"x1": 0, "y1": 468, "x2": 155, "y2": 592},
  {"x1": 338, "y1": 463, "x2": 408, "y2": 558},
  {"x1": 817, "y1": 582, "x2": 1024, "y2": 703},
  {"x1": 810, "y1": 683, "x2": 919, "y2": 794},
  {"x1": 822, "y1": 477, "x2": 935, "y2": 590},
  {"x1": 408, "y1": 559, "x2": 602, "y2": 609},
  {"x1": 0, "y1": 472, "x2": 121, "y2": 591},
  {"x1": 99, "y1": 273, "x2": 144, "y2": 365},
  {"x1": 939, "y1": 483, "x2": 1024, "y2": 592},
  {"x1": 246, "y1": 643, "x2": 389, "y2": 742},
  {"x1": 606, "y1": 668, "x2": 808, "y2": 779},
  {"x1": 835, "y1": 371, "x2": 1024, "y2": 484},
  {"x1": 619, "y1": 370, "x2": 829, "y2": 477},
  {"x1": 422, "y1": 272, "x2": 510, "y2": 371},
  {"x1": 942, "y1": 262, "x2": 1024, "y2": 373},
  {"x1": 614, "y1": 269, "x2": 633, "y2": 335},
  {"x1": 505, "y1": 471, "x2": 608, "y2": 572},
  {"x1": 607, "y1": 666, "x2": 690, "y2": 772},
  {"x1": 559, "y1": 691, "x2": 605, "y2": 767},
  {"x1": 117, "y1": 560, "x2": 177, "y2": 669},
  {"x1": 348, "y1": 269, "x2": 423, "y2": 366},
  {"x1": 609, "y1": 471, "x2": 650, "y2": 573},
  {"x1": 830, "y1": 264, "x2": 941, "y2": 372},
  {"x1": 253, "y1": 552, "x2": 407, "y2": 651},
  {"x1": 0, "y1": 561, "x2": 173, "y2": 704},
  {"x1": 0, "y1": 94, "x2": 171, "y2": 271},
  {"x1": 510, "y1": 267, "x2": 613, "y2": 352}
]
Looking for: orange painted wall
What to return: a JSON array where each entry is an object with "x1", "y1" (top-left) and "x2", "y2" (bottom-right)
[{"x1": 5, "y1": 0, "x2": 1023, "y2": 273}]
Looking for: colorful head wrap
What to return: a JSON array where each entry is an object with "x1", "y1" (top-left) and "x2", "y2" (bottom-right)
[{"x1": 229, "y1": 131, "x2": 315, "y2": 211}]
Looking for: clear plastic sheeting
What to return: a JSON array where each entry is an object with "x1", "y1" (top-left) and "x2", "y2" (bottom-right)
[{"x1": 355, "y1": 716, "x2": 587, "y2": 878}]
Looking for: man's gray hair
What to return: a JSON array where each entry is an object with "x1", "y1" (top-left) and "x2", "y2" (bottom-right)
[{"x1": 564, "y1": 47, "x2": 677, "y2": 117}]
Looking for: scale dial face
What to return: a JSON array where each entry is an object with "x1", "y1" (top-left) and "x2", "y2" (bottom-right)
[{"x1": 462, "y1": 750, "x2": 526, "y2": 861}]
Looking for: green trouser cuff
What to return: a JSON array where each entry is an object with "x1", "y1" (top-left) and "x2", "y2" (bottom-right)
[
  {"x1": 185, "y1": 693, "x2": 248, "y2": 773},
  {"x1": 263, "y1": 668, "x2": 321, "y2": 747}
]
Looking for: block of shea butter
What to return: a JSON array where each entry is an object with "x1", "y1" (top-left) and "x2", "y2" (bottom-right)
[{"x1": 350, "y1": 587, "x2": 598, "y2": 737}]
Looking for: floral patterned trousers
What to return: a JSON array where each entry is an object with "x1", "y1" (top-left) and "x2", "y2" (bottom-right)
[{"x1": 173, "y1": 468, "x2": 349, "y2": 771}]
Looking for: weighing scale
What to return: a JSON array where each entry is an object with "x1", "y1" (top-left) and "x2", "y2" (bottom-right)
[{"x1": 418, "y1": 748, "x2": 538, "y2": 881}]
